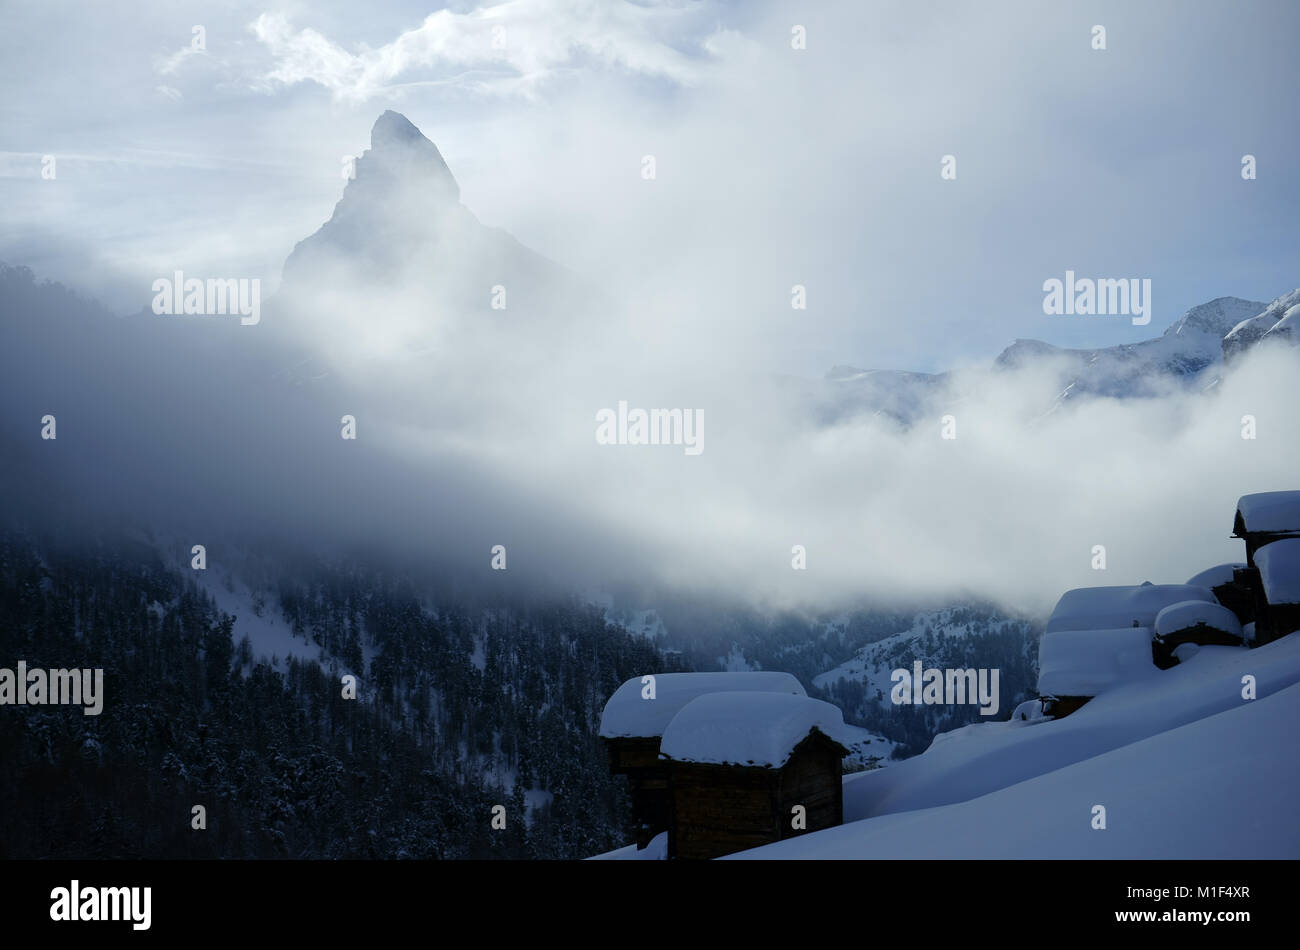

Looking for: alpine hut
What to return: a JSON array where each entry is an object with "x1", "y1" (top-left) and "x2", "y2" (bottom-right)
[
  {"x1": 658, "y1": 692, "x2": 849, "y2": 860},
  {"x1": 597, "y1": 672, "x2": 805, "y2": 849}
]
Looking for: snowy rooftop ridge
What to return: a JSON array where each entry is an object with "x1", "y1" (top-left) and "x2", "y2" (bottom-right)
[
  {"x1": 1184, "y1": 563, "x2": 1246, "y2": 589},
  {"x1": 659, "y1": 692, "x2": 848, "y2": 768},
  {"x1": 598, "y1": 671, "x2": 805, "y2": 739},
  {"x1": 1234, "y1": 491, "x2": 1300, "y2": 536}
]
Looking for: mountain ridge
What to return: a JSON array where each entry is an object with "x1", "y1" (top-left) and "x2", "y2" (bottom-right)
[{"x1": 828, "y1": 291, "x2": 1295, "y2": 422}]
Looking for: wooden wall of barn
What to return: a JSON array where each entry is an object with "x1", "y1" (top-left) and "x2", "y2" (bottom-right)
[
  {"x1": 668, "y1": 763, "x2": 782, "y2": 860},
  {"x1": 605, "y1": 737, "x2": 670, "y2": 848},
  {"x1": 667, "y1": 734, "x2": 844, "y2": 860},
  {"x1": 776, "y1": 737, "x2": 844, "y2": 834}
]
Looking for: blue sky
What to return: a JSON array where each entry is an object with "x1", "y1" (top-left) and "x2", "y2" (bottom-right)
[{"x1": 1, "y1": 0, "x2": 1298, "y2": 375}]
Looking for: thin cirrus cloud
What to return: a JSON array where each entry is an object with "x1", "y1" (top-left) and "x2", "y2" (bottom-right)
[
  {"x1": 245, "y1": 1, "x2": 719, "y2": 102},
  {"x1": 154, "y1": 43, "x2": 208, "y2": 77}
]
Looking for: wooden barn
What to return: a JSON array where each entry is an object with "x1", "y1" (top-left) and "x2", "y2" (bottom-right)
[
  {"x1": 597, "y1": 672, "x2": 805, "y2": 849},
  {"x1": 1151, "y1": 600, "x2": 1244, "y2": 668},
  {"x1": 1232, "y1": 491, "x2": 1300, "y2": 567},
  {"x1": 658, "y1": 692, "x2": 848, "y2": 860},
  {"x1": 1028, "y1": 495, "x2": 1300, "y2": 720},
  {"x1": 1037, "y1": 625, "x2": 1155, "y2": 717},
  {"x1": 1036, "y1": 584, "x2": 1217, "y2": 718},
  {"x1": 1253, "y1": 539, "x2": 1300, "y2": 645}
]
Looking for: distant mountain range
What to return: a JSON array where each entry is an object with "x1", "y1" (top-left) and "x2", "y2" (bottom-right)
[
  {"x1": 274, "y1": 111, "x2": 1299, "y2": 424},
  {"x1": 824, "y1": 290, "x2": 1298, "y2": 424}
]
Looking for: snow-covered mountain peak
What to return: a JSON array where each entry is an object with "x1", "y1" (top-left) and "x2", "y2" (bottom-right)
[
  {"x1": 992, "y1": 338, "x2": 1065, "y2": 371},
  {"x1": 1162, "y1": 295, "x2": 1265, "y2": 339},
  {"x1": 364, "y1": 110, "x2": 460, "y2": 204},
  {"x1": 277, "y1": 110, "x2": 584, "y2": 351},
  {"x1": 280, "y1": 111, "x2": 475, "y2": 287},
  {"x1": 372, "y1": 109, "x2": 427, "y2": 146}
]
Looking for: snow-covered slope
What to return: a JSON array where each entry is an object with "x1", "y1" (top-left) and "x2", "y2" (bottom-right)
[
  {"x1": 1223, "y1": 289, "x2": 1300, "y2": 361},
  {"x1": 1262, "y1": 303, "x2": 1300, "y2": 345},
  {"x1": 193, "y1": 570, "x2": 325, "y2": 669},
  {"x1": 732, "y1": 677, "x2": 1300, "y2": 858},
  {"x1": 730, "y1": 632, "x2": 1300, "y2": 858},
  {"x1": 838, "y1": 723, "x2": 899, "y2": 770},
  {"x1": 813, "y1": 607, "x2": 1033, "y2": 705}
]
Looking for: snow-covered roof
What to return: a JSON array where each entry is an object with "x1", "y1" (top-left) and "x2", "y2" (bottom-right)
[
  {"x1": 1234, "y1": 491, "x2": 1300, "y2": 536},
  {"x1": 1154, "y1": 601, "x2": 1243, "y2": 639},
  {"x1": 598, "y1": 672, "x2": 805, "y2": 739},
  {"x1": 1037, "y1": 626, "x2": 1157, "y2": 697},
  {"x1": 1255, "y1": 539, "x2": 1300, "y2": 606},
  {"x1": 1044, "y1": 585, "x2": 1217, "y2": 634},
  {"x1": 1184, "y1": 563, "x2": 1246, "y2": 589},
  {"x1": 659, "y1": 692, "x2": 847, "y2": 768}
]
